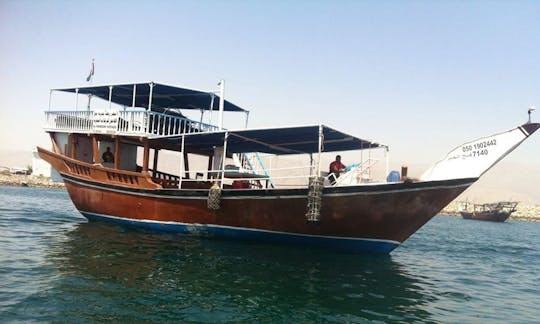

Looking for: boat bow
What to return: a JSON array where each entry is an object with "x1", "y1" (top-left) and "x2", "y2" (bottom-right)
[{"x1": 421, "y1": 123, "x2": 539, "y2": 181}]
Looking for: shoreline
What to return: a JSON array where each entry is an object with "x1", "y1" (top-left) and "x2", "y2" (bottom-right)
[{"x1": 0, "y1": 173, "x2": 65, "y2": 189}]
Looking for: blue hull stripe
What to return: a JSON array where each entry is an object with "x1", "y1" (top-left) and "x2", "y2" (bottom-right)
[{"x1": 81, "y1": 212, "x2": 400, "y2": 254}]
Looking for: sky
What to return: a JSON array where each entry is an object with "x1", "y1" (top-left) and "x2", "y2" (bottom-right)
[{"x1": 0, "y1": 0, "x2": 539, "y2": 199}]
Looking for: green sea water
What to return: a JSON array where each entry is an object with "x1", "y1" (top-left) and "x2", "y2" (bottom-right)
[{"x1": 1, "y1": 186, "x2": 539, "y2": 322}]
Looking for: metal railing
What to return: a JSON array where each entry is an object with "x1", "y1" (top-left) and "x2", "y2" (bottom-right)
[
  {"x1": 44, "y1": 109, "x2": 219, "y2": 137},
  {"x1": 232, "y1": 152, "x2": 275, "y2": 188},
  {"x1": 333, "y1": 158, "x2": 379, "y2": 185}
]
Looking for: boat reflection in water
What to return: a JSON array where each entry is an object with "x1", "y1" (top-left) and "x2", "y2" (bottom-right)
[{"x1": 46, "y1": 221, "x2": 435, "y2": 322}]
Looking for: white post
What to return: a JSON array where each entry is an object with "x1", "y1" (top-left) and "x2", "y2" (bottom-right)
[
  {"x1": 148, "y1": 82, "x2": 154, "y2": 111},
  {"x1": 368, "y1": 144, "x2": 372, "y2": 179},
  {"x1": 385, "y1": 146, "x2": 389, "y2": 180},
  {"x1": 317, "y1": 125, "x2": 323, "y2": 177},
  {"x1": 209, "y1": 93, "x2": 215, "y2": 126},
  {"x1": 132, "y1": 84, "x2": 137, "y2": 108},
  {"x1": 221, "y1": 132, "x2": 229, "y2": 189},
  {"x1": 309, "y1": 153, "x2": 314, "y2": 177},
  {"x1": 179, "y1": 135, "x2": 185, "y2": 189},
  {"x1": 199, "y1": 109, "x2": 204, "y2": 127},
  {"x1": 75, "y1": 88, "x2": 79, "y2": 111},
  {"x1": 108, "y1": 86, "x2": 113, "y2": 109},
  {"x1": 48, "y1": 90, "x2": 52, "y2": 111},
  {"x1": 245, "y1": 111, "x2": 250, "y2": 129},
  {"x1": 218, "y1": 80, "x2": 225, "y2": 130},
  {"x1": 360, "y1": 141, "x2": 363, "y2": 168},
  {"x1": 87, "y1": 94, "x2": 92, "y2": 111}
]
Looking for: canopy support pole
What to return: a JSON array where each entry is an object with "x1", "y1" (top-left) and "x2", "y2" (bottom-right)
[
  {"x1": 199, "y1": 109, "x2": 204, "y2": 126},
  {"x1": 245, "y1": 111, "x2": 250, "y2": 129},
  {"x1": 368, "y1": 144, "x2": 372, "y2": 179},
  {"x1": 75, "y1": 88, "x2": 79, "y2": 111},
  {"x1": 152, "y1": 149, "x2": 159, "y2": 177},
  {"x1": 385, "y1": 146, "x2": 389, "y2": 180},
  {"x1": 309, "y1": 153, "x2": 313, "y2": 177},
  {"x1": 218, "y1": 80, "x2": 225, "y2": 130},
  {"x1": 108, "y1": 86, "x2": 113, "y2": 109},
  {"x1": 48, "y1": 90, "x2": 52, "y2": 111},
  {"x1": 316, "y1": 125, "x2": 323, "y2": 176},
  {"x1": 209, "y1": 93, "x2": 215, "y2": 126},
  {"x1": 148, "y1": 82, "x2": 154, "y2": 111},
  {"x1": 179, "y1": 135, "x2": 185, "y2": 189},
  {"x1": 132, "y1": 84, "x2": 136, "y2": 108},
  {"x1": 87, "y1": 94, "x2": 92, "y2": 111},
  {"x1": 184, "y1": 151, "x2": 190, "y2": 179},
  {"x1": 360, "y1": 140, "x2": 363, "y2": 168},
  {"x1": 221, "y1": 132, "x2": 229, "y2": 189}
]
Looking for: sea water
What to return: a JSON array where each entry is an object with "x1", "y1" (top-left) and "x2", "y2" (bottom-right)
[{"x1": 1, "y1": 186, "x2": 539, "y2": 322}]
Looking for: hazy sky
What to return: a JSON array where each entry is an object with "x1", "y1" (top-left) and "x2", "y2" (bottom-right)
[{"x1": 1, "y1": 0, "x2": 539, "y2": 170}]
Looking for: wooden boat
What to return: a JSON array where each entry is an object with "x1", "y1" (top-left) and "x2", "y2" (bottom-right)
[
  {"x1": 460, "y1": 201, "x2": 518, "y2": 222},
  {"x1": 38, "y1": 81, "x2": 539, "y2": 253}
]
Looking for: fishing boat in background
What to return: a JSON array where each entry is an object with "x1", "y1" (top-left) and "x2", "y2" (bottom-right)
[
  {"x1": 460, "y1": 201, "x2": 518, "y2": 222},
  {"x1": 37, "y1": 81, "x2": 540, "y2": 253}
]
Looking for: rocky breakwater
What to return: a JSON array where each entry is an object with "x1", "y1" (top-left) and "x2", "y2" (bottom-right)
[
  {"x1": 0, "y1": 173, "x2": 65, "y2": 189},
  {"x1": 511, "y1": 205, "x2": 540, "y2": 222}
]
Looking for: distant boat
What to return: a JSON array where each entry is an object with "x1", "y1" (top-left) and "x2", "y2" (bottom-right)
[
  {"x1": 37, "y1": 81, "x2": 539, "y2": 253},
  {"x1": 460, "y1": 201, "x2": 518, "y2": 222}
]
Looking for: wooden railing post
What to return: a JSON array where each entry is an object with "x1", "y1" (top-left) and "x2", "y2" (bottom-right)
[
  {"x1": 92, "y1": 135, "x2": 99, "y2": 164},
  {"x1": 152, "y1": 148, "x2": 159, "y2": 177},
  {"x1": 142, "y1": 140, "x2": 150, "y2": 172},
  {"x1": 114, "y1": 137, "x2": 120, "y2": 169},
  {"x1": 70, "y1": 134, "x2": 77, "y2": 159}
]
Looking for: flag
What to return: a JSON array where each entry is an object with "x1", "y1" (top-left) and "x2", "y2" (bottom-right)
[{"x1": 86, "y1": 59, "x2": 95, "y2": 82}]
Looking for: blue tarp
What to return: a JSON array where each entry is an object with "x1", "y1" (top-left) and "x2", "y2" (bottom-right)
[
  {"x1": 54, "y1": 82, "x2": 247, "y2": 112},
  {"x1": 164, "y1": 125, "x2": 383, "y2": 155}
]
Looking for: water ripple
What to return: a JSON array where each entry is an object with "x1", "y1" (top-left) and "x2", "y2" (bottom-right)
[{"x1": 1, "y1": 187, "x2": 539, "y2": 322}]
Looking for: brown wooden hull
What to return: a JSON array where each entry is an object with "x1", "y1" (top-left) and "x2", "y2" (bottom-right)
[
  {"x1": 39, "y1": 147, "x2": 475, "y2": 253},
  {"x1": 460, "y1": 211, "x2": 511, "y2": 222}
]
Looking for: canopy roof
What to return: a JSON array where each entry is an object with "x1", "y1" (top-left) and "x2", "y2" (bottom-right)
[
  {"x1": 54, "y1": 82, "x2": 247, "y2": 112},
  {"x1": 158, "y1": 125, "x2": 384, "y2": 155}
]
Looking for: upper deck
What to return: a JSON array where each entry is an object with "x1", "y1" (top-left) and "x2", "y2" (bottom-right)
[
  {"x1": 44, "y1": 81, "x2": 247, "y2": 138},
  {"x1": 44, "y1": 109, "x2": 220, "y2": 138}
]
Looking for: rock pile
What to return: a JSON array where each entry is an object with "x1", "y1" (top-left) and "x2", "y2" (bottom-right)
[{"x1": 0, "y1": 173, "x2": 65, "y2": 189}]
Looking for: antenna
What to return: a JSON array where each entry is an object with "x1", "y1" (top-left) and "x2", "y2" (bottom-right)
[{"x1": 528, "y1": 105, "x2": 536, "y2": 123}]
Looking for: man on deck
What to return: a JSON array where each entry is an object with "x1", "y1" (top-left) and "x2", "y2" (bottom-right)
[{"x1": 329, "y1": 155, "x2": 346, "y2": 181}]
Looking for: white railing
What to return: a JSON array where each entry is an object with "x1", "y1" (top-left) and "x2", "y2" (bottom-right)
[
  {"x1": 178, "y1": 159, "x2": 384, "y2": 189},
  {"x1": 44, "y1": 109, "x2": 219, "y2": 137},
  {"x1": 232, "y1": 152, "x2": 275, "y2": 188},
  {"x1": 333, "y1": 158, "x2": 379, "y2": 186},
  {"x1": 45, "y1": 110, "x2": 94, "y2": 132},
  {"x1": 181, "y1": 164, "x2": 315, "y2": 189}
]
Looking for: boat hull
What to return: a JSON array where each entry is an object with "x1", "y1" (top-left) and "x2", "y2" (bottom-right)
[
  {"x1": 460, "y1": 211, "x2": 511, "y2": 222},
  {"x1": 61, "y1": 173, "x2": 475, "y2": 253}
]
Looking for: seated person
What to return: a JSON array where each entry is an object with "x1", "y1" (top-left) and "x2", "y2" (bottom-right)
[
  {"x1": 102, "y1": 146, "x2": 115, "y2": 163},
  {"x1": 329, "y1": 155, "x2": 346, "y2": 181}
]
